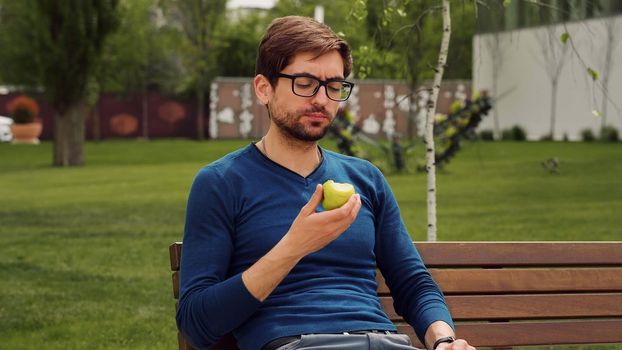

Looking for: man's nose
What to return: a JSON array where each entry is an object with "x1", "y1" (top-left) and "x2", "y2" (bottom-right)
[{"x1": 311, "y1": 86, "x2": 330, "y2": 106}]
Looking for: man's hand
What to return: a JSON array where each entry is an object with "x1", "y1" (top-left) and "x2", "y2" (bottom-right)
[
  {"x1": 435, "y1": 339, "x2": 476, "y2": 350},
  {"x1": 242, "y1": 183, "x2": 360, "y2": 302},
  {"x1": 425, "y1": 321, "x2": 476, "y2": 350},
  {"x1": 282, "y1": 183, "x2": 361, "y2": 257}
]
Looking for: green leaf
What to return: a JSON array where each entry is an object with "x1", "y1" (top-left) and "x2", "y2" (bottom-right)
[
  {"x1": 560, "y1": 32, "x2": 570, "y2": 44},
  {"x1": 587, "y1": 68, "x2": 600, "y2": 81},
  {"x1": 503, "y1": 0, "x2": 512, "y2": 7},
  {"x1": 592, "y1": 110, "x2": 603, "y2": 117}
]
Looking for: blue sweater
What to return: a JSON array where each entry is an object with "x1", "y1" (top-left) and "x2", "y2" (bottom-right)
[{"x1": 177, "y1": 144, "x2": 453, "y2": 350}]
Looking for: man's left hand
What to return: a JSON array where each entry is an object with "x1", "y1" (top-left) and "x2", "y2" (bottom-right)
[{"x1": 435, "y1": 339, "x2": 475, "y2": 350}]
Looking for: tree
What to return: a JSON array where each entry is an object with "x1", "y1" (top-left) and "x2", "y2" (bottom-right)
[
  {"x1": 598, "y1": 16, "x2": 620, "y2": 129},
  {"x1": 536, "y1": 23, "x2": 569, "y2": 139},
  {"x1": 164, "y1": 0, "x2": 227, "y2": 140},
  {"x1": 421, "y1": 0, "x2": 451, "y2": 242},
  {"x1": 479, "y1": 2, "x2": 510, "y2": 140},
  {"x1": 213, "y1": 12, "x2": 268, "y2": 77},
  {"x1": 0, "y1": 0, "x2": 119, "y2": 166},
  {"x1": 98, "y1": 0, "x2": 185, "y2": 139}
]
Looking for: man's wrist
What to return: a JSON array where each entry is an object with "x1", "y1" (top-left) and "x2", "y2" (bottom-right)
[{"x1": 432, "y1": 336, "x2": 455, "y2": 350}]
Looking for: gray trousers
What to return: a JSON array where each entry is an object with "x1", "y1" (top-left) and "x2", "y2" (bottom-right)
[{"x1": 273, "y1": 333, "x2": 421, "y2": 350}]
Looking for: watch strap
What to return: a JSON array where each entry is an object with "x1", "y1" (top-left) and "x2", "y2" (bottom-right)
[{"x1": 432, "y1": 336, "x2": 455, "y2": 350}]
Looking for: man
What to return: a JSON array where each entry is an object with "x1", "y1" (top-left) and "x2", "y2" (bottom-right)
[{"x1": 177, "y1": 16, "x2": 475, "y2": 350}]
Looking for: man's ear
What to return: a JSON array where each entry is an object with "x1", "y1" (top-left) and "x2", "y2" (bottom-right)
[{"x1": 254, "y1": 74, "x2": 272, "y2": 105}]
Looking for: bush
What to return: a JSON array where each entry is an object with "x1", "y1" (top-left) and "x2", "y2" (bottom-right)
[
  {"x1": 599, "y1": 126, "x2": 619, "y2": 142},
  {"x1": 540, "y1": 134, "x2": 553, "y2": 141},
  {"x1": 581, "y1": 128, "x2": 595, "y2": 142},
  {"x1": 7, "y1": 95, "x2": 39, "y2": 124},
  {"x1": 478, "y1": 129, "x2": 494, "y2": 141},
  {"x1": 501, "y1": 125, "x2": 527, "y2": 141}
]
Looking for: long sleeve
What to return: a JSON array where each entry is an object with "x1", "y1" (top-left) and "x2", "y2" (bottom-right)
[
  {"x1": 372, "y1": 171, "x2": 454, "y2": 343},
  {"x1": 176, "y1": 167, "x2": 262, "y2": 349}
]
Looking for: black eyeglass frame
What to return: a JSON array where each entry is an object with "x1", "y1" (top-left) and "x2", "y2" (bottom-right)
[{"x1": 275, "y1": 73, "x2": 355, "y2": 102}]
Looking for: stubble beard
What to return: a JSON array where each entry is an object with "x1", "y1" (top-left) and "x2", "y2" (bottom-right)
[{"x1": 269, "y1": 103, "x2": 334, "y2": 142}]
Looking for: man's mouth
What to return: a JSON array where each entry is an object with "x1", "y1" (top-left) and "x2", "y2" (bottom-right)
[{"x1": 303, "y1": 113, "x2": 329, "y2": 122}]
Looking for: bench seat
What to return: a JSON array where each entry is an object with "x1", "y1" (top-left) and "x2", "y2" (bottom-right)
[{"x1": 169, "y1": 241, "x2": 622, "y2": 349}]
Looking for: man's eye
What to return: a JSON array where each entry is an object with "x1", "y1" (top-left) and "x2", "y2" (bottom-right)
[
  {"x1": 327, "y1": 83, "x2": 342, "y2": 92},
  {"x1": 296, "y1": 82, "x2": 313, "y2": 88},
  {"x1": 328, "y1": 86, "x2": 341, "y2": 93}
]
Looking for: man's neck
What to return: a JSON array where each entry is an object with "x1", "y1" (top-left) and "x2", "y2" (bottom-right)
[{"x1": 259, "y1": 130, "x2": 322, "y2": 177}]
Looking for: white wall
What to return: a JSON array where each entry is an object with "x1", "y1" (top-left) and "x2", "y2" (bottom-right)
[{"x1": 473, "y1": 15, "x2": 622, "y2": 140}]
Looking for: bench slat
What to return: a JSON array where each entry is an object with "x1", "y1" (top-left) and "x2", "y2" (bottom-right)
[
  {"x1": 381, "y1": 293, "x2": 622, "y2": 321},
  {"x1": 415, "y1": 242, "x2": 622, "y2": 267},
  {"x1": 398, "y1": 320, "x2": 622, "y2": 347},
  {"x1": 377, "y1": 268, "x2": 622, "y2": 294},
  {"x1": 432, "y1": 268, "x2": 622, "y2": 294}
]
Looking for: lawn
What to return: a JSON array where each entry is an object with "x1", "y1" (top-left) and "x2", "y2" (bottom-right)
[{"x1": 1, "y1": 139, "x2": 621, "y2": 349}]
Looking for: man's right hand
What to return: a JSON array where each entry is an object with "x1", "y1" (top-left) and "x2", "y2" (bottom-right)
[
  {"x1": 283, "y1": 183, "x2": 361, "y2": 257},
  {"x1": 242, "y1": 183, "x2": 361, "y2": 302}
]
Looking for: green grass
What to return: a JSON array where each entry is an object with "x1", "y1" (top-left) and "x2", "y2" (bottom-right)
[{"x1": 1, "y1": 139, "x2": 621, "y2": 349}]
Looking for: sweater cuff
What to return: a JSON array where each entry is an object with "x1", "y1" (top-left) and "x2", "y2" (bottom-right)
[{"x1": 414, "y1": 306, "x2": 455, "y2": 345}]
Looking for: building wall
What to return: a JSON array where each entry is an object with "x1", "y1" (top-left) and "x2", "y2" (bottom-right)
[
  {"x1": 473, "y1": 15, "x2": 622, "y2": 140},
  {"x1": 209, "y1": 77, "x2": 472, "y2": 140},
  {"x1": 1, "y1": 79, "x2": 473, "y2": 141}
]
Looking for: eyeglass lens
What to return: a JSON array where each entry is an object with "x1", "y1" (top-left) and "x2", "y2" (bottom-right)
[{"x1": 293, "y1": 76, "x2": 352, "y2": 101}]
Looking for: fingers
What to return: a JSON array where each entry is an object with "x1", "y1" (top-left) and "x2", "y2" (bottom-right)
[
  {"x1": 321, "y1": 193, "x2": 361, "y2": 232},
  {"x1": 443, "y1": 339, "x2": 475, "y2": 350},
  {"x1": 300, "y1": 184, "x2": 323, "y2": 216}
]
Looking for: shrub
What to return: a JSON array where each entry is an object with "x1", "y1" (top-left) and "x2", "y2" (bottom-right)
[
  {"x1": 478, "y1": 129, "x2": 495, "y2": 141},
  {"x1": 540, "y1": 134, "x2": 554, "y2": 141},
  {"x1": 581, "y1": 128, "x2": 595, "y2": 142},
  {"x1": 7, "y1": 95, "x2": 39, "y2": 124},
  {"x1": 599, "y1": 126, "x2": 619, "y2": 142},
  {"x1": 501, "y1": 125, "x2": 527, "y2": 141}
]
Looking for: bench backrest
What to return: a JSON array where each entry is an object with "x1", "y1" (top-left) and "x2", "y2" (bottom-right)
[{"x1": 169, "y1": 242, "x2": 622, "y2": 349}]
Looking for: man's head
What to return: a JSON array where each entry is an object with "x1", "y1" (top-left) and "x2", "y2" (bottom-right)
[
  {"x1": 254, "y1": 16, "x2": 353, "y2": 142},
  {"x1": 255, "y1": 16, "x2": 352, "y2": 86}
]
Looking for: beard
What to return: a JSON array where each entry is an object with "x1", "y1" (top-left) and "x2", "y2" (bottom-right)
[{"x1": 268, "y1": 103, "x2": 334, "y2": 142}]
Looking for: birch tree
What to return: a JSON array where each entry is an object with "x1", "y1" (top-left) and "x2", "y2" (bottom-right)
[
  {"x1": 536, "y1": 24, "x2": 569, "y2": 139},
  {"x1": 598, "y1": 17, "x2": 620, "y2": 129},
  {"x1": 424, "y1": 0, "x2": 451, "y2": 241},
  {"x1": 481, "y1": 2, "x2": 509, "y2": 140}
]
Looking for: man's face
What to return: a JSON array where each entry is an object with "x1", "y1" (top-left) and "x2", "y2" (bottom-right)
[{"x1": 267, "y1": 50, "x2": 344, "y2": 142}]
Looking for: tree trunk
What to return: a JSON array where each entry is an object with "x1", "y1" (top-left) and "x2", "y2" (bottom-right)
[
  {"x1": 492, "y1": 64, "x2": 500, "y2": 140},
  {"x1": 425, "y1": 0, "x2": 451, "y2": 242},
  {"x1": 142, "y1": 90, "x2": 149, "y2": 139},
  {"x1": 53, "y1": 100, "x2": 86, "y2": 166},
  {"x1": 196, "y1": 86, "x2": 205, "y2": 140},
  {"x1": 93, "y1": 99, "x2": 101, "y2": 142},
  {"x1": 600, "y1": 21, "x2": 614, "y2": 129},
  {"x1": 550, "y1": 78, "x2": 558, "y2": 139}
]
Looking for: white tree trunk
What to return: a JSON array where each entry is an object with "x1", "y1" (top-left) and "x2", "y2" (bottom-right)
[{"x1": 425, "y1": 0, "x2": 451, "y2": 242}]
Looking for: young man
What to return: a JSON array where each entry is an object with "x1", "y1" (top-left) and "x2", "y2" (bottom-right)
[{"x1": 177, "y1": 16, "x2": 475, "y2": 350}]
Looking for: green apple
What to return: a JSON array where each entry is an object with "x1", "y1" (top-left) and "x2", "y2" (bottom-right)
[{"x1": 322, "y1": 180, "x2": 356, "y2": 210}]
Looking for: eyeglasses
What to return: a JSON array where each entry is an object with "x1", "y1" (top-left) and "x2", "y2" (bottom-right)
[{"x1": 276, "y1": 73, "x2": 354, "y2": 102}]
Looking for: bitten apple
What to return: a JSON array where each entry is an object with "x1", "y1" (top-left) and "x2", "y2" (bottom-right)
[{"x1": 322, "y1": 180, "x2": 356, "y2": 210}]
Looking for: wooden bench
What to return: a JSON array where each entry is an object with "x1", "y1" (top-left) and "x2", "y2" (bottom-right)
[{"x1": 169, "y1": 242, "x2": 622, "y2": 349}]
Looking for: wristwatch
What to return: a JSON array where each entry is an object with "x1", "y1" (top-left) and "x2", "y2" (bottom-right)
[{"x1": 432, "y1": 336, "x2": 455, "y2": 349}]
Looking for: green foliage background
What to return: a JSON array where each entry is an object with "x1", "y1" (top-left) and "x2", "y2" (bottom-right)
[{"x1": 0, "y1": 0, "x2": 477, "y2": 93}]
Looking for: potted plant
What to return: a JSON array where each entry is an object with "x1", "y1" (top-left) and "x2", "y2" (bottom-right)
[{"x1": 7, "y1": 95, "x2": 42, "y2": 144}]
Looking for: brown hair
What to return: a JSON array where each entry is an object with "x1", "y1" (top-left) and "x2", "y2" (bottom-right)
[{"x1": 255, "y1": 16, "x2": 352, "y2": 86}]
